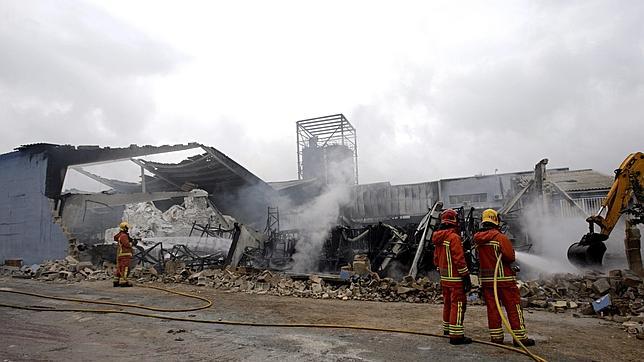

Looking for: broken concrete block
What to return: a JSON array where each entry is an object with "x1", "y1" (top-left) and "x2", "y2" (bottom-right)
[
  {"x1": 257, "y1": 270, "x2": 274, "y2": 282},
  {"x1": 311, "y1": 283, "x2": 323, "y2": 294},
  {"x1": 309, "y1": 275, "x2": 323, "y2": 285},
  {"x1": 552, "y1": 300, "x2": 567, "y2": 309},
  {"x1": 623, "y1": 275, "x2": 642, "y2": 288},
  {"x1": 164, "y1": 260, "x2": 184, "y2": 275},
  {"x1": 519, "y1": 283, "x2": 533, "y2": 297},
  {"x1": 593, "y1": 278, "x2": 611, "y2": 294},
  {"x1": 528, "y1": 300, "x2": 548, "y2": 308},
  {"x1": 147, "y1": 266, "x2": 159, "y2": 276},
  {"x1": 608, "y1": 270, "x2": 622, "y2": 278},
  {"x1": 352, "y1": 261, "x2": 370, "y2": 276},
  {"x1": 396, "y1": 286, "x2": 414, "y2": 295},
  {"x1": 188, "y1": 271, "x2": 203, "y2": 280},
  {"x1": 77, "y1": 261, "x2": 93, "y2": 270},
  {"x1": 58, "y1": 270, "x2": 73, "y2": 279},
  {"x1": 567, "y1": 301, "x2": 578, "y2": 309},
  {"x1": 580, "y1": 303, "x2": 596, "y2": 315}
]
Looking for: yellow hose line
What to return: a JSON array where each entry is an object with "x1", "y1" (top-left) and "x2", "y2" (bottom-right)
[
  {"x1": 0, "y1": 284, "x2": 212, "y2": 312},
  {"x1": 493, "y1": 256, "x2": 548, "y2": 362},
  {"x1": 0, "y1": 283, "x2": 535, "y2": 360}
]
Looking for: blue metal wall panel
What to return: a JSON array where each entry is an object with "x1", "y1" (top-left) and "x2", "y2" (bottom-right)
[{"x1": 0, "y1": 151, "x2": 68, "y2": 264}]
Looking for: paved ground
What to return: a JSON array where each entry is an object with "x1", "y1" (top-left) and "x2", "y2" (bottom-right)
[{"x1": 0, "y1": 277, "x2": 641, "y2": 361}]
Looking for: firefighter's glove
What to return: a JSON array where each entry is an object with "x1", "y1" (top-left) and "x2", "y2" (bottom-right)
[
  {"x1": 510, "y1": 263, "x2": 520, "y2": 273},
  {"x1": 463, "y1": 276, "x2": 472, "y2": 293}
]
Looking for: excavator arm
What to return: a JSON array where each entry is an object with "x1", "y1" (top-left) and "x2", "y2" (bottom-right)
[{"x1": 567, "y1": 152, "x2": 644, "y2": 267}]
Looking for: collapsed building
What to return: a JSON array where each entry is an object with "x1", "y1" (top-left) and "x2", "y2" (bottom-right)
[
  {"x1": 0, "y1": 142, "x2": 273, "y2": 265},
  {"x1": 0, "y1": 114, "x2": 617, "y2": 279}
]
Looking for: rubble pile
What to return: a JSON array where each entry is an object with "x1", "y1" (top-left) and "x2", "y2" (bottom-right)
[
  {"x1": 0, "y1": 256, "x2": 113, "y2": 282},
  {"x1": 3, "y1": 257, "x2": 643, "y2": 337},
  {"x1": 104, "y1": 189, "x2": 233, "y2": 241},
  {"x1": 165, "y1": 266, "x2": 445, "y2": 303},
  {"x1": 518, "y1": 270, "x2": 644, "y2": 320}
]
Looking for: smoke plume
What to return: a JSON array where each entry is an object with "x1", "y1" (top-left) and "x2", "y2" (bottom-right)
[{"x1": 517, "y1": 200, "x2": 628, "y2": 278}]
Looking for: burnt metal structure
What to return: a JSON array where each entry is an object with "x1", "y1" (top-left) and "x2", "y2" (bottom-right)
[
  {"x1": 189, "y1": 221, "x2": 236, "y2": 239},
  {"x1": 296, "y1": 114, "x2": 358, "y2": 184}
]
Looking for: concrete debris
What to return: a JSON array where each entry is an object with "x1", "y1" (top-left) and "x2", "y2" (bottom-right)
[
  {"x1": 2, "y1": 258, "x2": 641, "y2": 331},
  {"x1": 592, "y1": 278, "x2": 611, "y2": 295},
  {"x1": 1, "y1": 258, "x2": 114, "y2": 282},
  {"x1": 153, "y1": 267, "x2": 446, "y2": 304},
  {"x1": 519, "y1": 271, "x2": 643, "y2": 318},
  {"x1": 104, "y1": 189, "x2": 233, "y2": 242}
]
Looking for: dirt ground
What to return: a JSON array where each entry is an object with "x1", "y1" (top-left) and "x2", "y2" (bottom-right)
[{"x1": 0, "y1": 277, "x2": 640, "y2": 362}]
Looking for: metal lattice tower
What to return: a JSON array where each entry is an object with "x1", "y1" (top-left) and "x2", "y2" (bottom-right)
[
  {"x1": 264, "y1": 206, "x2": 280, "y2": 235},
  {"x1": 296, "y1": 114, "x2": 358, "y2": 184}
]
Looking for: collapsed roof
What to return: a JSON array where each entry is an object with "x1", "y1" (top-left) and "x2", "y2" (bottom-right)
[
  {"x1": 16, "y1": 142, "x2": 276, "y2": 226},
  {"x1": 17, "y1": 142, "x2": 201, "y2": 198}
]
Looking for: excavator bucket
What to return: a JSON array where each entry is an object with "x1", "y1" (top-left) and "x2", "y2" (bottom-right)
[{"x1": 567, "y1": 233, "x2": 608, "y2": 267}]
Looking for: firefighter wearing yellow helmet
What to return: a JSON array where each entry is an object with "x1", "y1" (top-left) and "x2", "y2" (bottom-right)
[
  {"x1": 481, "y1": 208, "x2": 500, "y2": 225},
  {"x1": 113, "y1": 222, "x2": 134, "y2": 287},
  {"x1": 474, "y1": 209, "x2": 535, "y2": 346}
]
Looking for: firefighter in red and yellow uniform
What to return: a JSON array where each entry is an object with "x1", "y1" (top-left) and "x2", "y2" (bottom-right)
[
  {"x1": 113, "y1": 222, "x2": 134, "y2": 287},
  {"x1": 474, "y1": 209, "x2": 535, "y2": 346},
  {"x1": 432, "y1": 209, "x2": 473, "y2": 345}
]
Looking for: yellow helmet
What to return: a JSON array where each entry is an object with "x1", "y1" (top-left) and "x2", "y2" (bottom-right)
[
  {"x1": 119, "y1": 221, "x2": 129, "y2": 231},
  {"x1": 481, "y1": 209, "x2": 500, "y2": 226}
]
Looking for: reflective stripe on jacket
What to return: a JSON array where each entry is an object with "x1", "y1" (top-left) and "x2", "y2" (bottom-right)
[
  {"x1": 114, "y1": 231, "x2": 133, "y2": 256},
  {"x1": 432, "y1": 227, "x2": 469, "y2": 285},
  {"x1": 473, "y1": 228, "x2": 516, "y2": 284}
]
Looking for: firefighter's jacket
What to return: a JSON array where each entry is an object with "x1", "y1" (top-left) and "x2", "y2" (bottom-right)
[
  {"x1": 473, "y1": 228, "x2": 516, "y2": 285},
  {"x1": 432, "y1": 227, "x2": 469, "y2": 285},
  {"x1": 114, "y1": 231, "x2": 133, "y2": 257}
]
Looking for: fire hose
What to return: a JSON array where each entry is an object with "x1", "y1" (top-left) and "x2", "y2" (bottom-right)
[
  {"x1": 1, "y1": 275, "x2": 545, "y2": 361},
  {"x1": 493, "y1": 254, "x2": 547, "y2": 362}
]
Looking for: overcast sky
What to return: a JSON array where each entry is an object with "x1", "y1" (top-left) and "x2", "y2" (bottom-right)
[{"x1": 1, "y1": 0, "x2": 642, "y2": 186}]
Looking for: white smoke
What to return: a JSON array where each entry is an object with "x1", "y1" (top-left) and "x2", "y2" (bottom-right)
[
  {"x1": 286, "y1": 155, "x2": 355, "y2": 273},
  {"x1": 288, "y1": 184, "x2": 352, "y2": 273},
  {"x1": 517, "y1": 200, "x2": 629, "y2": 278}
]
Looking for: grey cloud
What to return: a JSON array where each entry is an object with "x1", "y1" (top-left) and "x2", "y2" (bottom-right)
[
  {"x1": 351, "y1": 1, "x2": 644, "y2": 183},
  {"x1": 0, "y1": 0, "x2": 184, "y2": 152}
]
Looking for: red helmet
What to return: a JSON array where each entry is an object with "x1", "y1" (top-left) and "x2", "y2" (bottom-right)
[{"x1": 440, "y1": 209, "x2": 458, "y2": 226}]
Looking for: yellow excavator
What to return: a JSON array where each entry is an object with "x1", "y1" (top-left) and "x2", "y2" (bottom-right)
[{"x1": 567, "y1": 152, "x2": 644, "y2": 272}]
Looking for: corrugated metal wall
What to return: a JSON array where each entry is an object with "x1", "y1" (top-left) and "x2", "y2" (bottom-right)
[
  {"x1": 0, "y1": 151, "x2": 68, "y2": 264},
  {"x1": 351, "y1": 182, "x2": 438, "y2": 221}
]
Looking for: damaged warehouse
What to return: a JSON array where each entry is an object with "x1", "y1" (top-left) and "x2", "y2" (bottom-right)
[
  {"x1": 4, "y1": 2, "x2": 644, "y2": 360},
  {"x1": 2, "y1": 116, "x2": 644, "y2": 360},
  {"x1": 0, "y1": 142, "x2": 272, "y2": 266},
  {"x1": 0, "y1": 115, "x2": 632, "y2": 278}
]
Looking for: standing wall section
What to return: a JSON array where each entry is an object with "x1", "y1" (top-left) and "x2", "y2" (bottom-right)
[{"x1": 0, "y1": 151, "x2": 68, "y2": 264}]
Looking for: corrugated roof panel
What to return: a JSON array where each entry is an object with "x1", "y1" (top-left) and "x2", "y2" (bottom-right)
[{"x1": 548, "y1": 169, "x2": 613, "y2": 192}]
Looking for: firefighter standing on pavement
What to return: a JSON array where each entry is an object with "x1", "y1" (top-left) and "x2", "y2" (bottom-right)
[
  {"x1": 432, "y1": 209, "x2": 473, "y2": 345},
  {"x1": 474, "y1": 209, "x2": 535, "y2": 346},
  {"x1": 113, "y1": 222, "x2": 134, "y2": 287}
]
